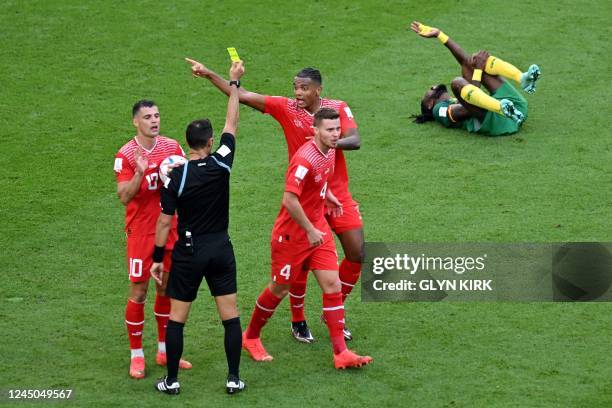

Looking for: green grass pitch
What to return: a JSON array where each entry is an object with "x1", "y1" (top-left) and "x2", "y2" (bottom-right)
[{"x1": 1, "y1": 0, "x2": 611, "y2": 406}]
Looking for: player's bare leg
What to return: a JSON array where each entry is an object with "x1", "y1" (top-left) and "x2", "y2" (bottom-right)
[
  {"x1": 243, "y1": 282, "x2": 289, "y2": 362},
  {"x1": 154, "y1": 299, "x2": 191, "y2": 395},
  {"x1": 214, "y1": 294, "x2": 246, "y2": 394},
  {"x1": 332, "y1": 227, "x2": 365, "y2": 341},
  {"x1": 127, "y1": 280, "x2": 148, "y2": 379},
  {"x1": 153, "y1": 273, "x2": 192, "y2": 370},
  {"x1": 311, "y1": 269, "x2": 372, "y2": 369}
]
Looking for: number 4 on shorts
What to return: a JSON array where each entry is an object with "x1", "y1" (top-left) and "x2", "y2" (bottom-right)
[{"x1": 280, "y1": 264, "x2": 291, "y2": 280}]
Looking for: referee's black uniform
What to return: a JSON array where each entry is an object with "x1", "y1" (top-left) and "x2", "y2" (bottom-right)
[{"x1": 161, "y1": 132, "x2": 236, "y2": 300}]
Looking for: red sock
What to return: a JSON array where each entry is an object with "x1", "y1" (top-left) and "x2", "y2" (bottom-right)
[
  {"x1": 154, "y1": 294, "x2": 171, "y2": 344},
  {"x1": 125, "y1": 299, "x2": 145, "y2": 350},
  {"x1": 322, "y1": 292, "x2": 347, "y2": 355},
  {"x1": 339, "y1": 259, "x2": 362, "y2": 302},
  {"x1": 289, "y1": 267, "x2": 309, "y2": 322},
  {"x1": 245, "y1": 287, "x2": 282, "y2": 339}
]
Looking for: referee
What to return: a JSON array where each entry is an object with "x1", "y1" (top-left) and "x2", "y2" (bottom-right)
[{"x1": 150, "y1": 60, "x2": 245, "y2": 395}]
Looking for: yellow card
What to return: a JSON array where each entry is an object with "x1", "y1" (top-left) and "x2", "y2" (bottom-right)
[{"x1": 227, "y1": 47, "x2": 241, "y2": 62}]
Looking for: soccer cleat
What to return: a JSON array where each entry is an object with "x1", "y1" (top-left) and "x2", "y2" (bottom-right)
[
  {"x1": 500, "y1": 99, "x2": 525, "y2": 124},
  {"x1": 342, "y1": 327, "x2": 353, "y2": 342},
  {"x1": 291, "y1": 320, "x2": 315, "y2": 343},
  {"x1": 129, "y1": 356, "x2": 145, "y2": 379},
  {"x1": 154, "y1": 376, "x2": 180, "y2": 395},
  {"x1": 320, "y1": 314, "x2": 353, "y2": 342},
  {"x1": 226, "y1": 375, "x2": 246, "y2": 395},
  {"x1": 333, "y1": 349, "x2": 373, "y2": 370},
  {"x1": 242, "y1": 333, "x2": 273, "y2": 362},
  {"x1": 520, "y1": 64, "x2": 541, "y2": 94},
  {"x1": 156, "y1": 351, "x2": 193, "y2": 369}
]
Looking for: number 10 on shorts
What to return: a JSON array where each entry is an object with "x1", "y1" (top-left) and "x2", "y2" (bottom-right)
[{"x1": 129, "y1": 258, "x2": 143, "y2": 278}]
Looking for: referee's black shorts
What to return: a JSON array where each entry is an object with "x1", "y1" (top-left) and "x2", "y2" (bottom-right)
[{"x1": 167, "y1": 231, "x2": 237, "y2": 302}]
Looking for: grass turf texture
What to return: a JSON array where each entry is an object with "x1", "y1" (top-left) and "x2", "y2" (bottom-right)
[{"x1": 1, "y1": 0, "x2": 611, "y2": 406}]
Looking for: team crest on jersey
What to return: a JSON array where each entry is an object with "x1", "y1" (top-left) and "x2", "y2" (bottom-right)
[{"x1": 293, "y1": 118, "x2": 304, "y2": 128}]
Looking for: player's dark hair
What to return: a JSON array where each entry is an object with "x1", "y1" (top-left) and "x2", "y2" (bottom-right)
[
  {"x1": 413, "y1": 84, "x2": 447, "y2": 124},
  {"x1": 313, "y1": 107, "x2": 339, "y2": 127},
  {"x1": 296, "y1": 67, "x2": 322, "y2": 85},
  {"x1": 132, "y1": 99, "x2": 156, "y2": 117},
  {"x1": 413, "y1": 101, "x2": 435, "y2": 124},
  {"x1": 186, "y1": 119, "x2": 213, "y2": 149}
]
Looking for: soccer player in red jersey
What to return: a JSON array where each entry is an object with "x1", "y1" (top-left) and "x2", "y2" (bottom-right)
[
  {"x1": 114, "y1": 100, "x2": 192, "y2": 379},
  {"x1": 186, "y1": 58, "x2": 364, "y2": 342},
  {"x1": 241, "y1": 108, "x2": 372, "y2": 369}
]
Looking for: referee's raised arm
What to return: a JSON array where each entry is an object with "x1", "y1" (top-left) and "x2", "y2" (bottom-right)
[{"x1": 223, "y1": 61, "x2": 245, "y2": 136}]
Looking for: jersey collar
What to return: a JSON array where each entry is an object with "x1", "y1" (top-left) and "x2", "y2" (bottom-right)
[{"x1": 133, "y1": 136, "x2": 157, "y2": 154}]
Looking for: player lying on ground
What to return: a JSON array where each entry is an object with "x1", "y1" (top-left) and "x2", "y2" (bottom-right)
[
  {"x1": 241, "y1": 108, "x2": 373, "y2": 369},
  {"x1": 151, "y1": 61, "x2": 246, "y2": 395},
  {"x1": 411, "y1": 21, "x2": 541, "y2": 136},
  {"x1": 186, "y1": 58, "x2": 364, "y2": 342},
  {"x1": 114, "y1": 101, "x2": 192, "y2": 379}
]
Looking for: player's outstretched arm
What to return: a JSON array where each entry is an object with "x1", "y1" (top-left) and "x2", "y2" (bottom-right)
[
  {"x1": 185, "y1": 57, "x2": 266, "y2": 113},
  {"x1": 222, "y1": 61, "x2": 245, "y2": 136},
  {"x1": 282, "y1": 192, "x2": 325, "y2": 247},
  {"x1": 336, "y1": 128, "x2": 361, "y2": 150},
  {"x1": 151, "y1": 213, "x2": 173, "y2": 285},
  {"x1": 410, "y1": 20, "x2": 470, "y2": 67}
]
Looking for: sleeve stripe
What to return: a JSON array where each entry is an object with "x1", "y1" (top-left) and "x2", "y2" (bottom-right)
[
  {"x1": 211, "y1": 155, "x2": 231, "y2": 173},
  {"x1": 448, "y1": 106, "x2": 457, "y2": 123},
  {"x1": 178, "y1": 161, "x2": 189, "y2": 197}
]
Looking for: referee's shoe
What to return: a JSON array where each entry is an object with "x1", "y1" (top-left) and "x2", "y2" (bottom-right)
[
  {"x1": 154, "y1": 376, "x2": 180, "y2": 395},
  {"x1": 226, "y1": 375, "x2": 246, "y2": 395}
]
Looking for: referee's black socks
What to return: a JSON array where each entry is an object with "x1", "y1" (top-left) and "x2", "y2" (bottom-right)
[
  {"x1": 166, "y1": 320, "x2": 185, "y2": 383},
  {"x1": 222, "y1": 317, "x2": 242, "y2": 378}
]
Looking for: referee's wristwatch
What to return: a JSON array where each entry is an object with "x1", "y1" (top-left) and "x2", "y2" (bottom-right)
[{"x1": 229, "y1": 80, "x2": 241, "y2": 88}]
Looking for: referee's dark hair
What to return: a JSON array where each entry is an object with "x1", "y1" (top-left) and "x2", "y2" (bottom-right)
[
  {"x1": 313, "y1": 107, "x2": 339, "y2": 127},
  {"x1": 132, "y1": 99, "x2": 156, "y2": 117},
  {"x1": 296, "y1": 67, "x2": 322, "y2": 85},
  {"x1": 186, "y1": 119, "x2": 214, "y2": 149}
]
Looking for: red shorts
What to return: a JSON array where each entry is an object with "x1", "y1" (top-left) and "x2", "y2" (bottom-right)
[
  {"x1": 126, "y1": 234, "x2": 174, "y2": 283},
  {"x1": 270, "y1": 235, "x2": 338, "y2": 285},
  {"x1": 326, "y1": 204, "x2": 363, "y2": 234}
]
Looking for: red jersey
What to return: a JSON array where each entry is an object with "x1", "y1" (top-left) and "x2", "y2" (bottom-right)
[
  {"x1": 271, "y1": 141, "x2": 336, "y2": 244},
  {"x1": 264, "y1": 96, "x2": 357, "y2": 206},
  {"x1": 114, "y1": 136, "x2": 184, "y2": 236}
]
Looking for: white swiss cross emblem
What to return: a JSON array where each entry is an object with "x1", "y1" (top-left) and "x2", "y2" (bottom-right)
[{"x1": 293, "y1": 118, "x2": 304, "y2": 128}]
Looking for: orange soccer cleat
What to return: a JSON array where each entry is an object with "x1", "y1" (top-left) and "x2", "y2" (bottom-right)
[
  {"x1": 156, "y1": 352, "x2": 193, "y2": 369},
  {"x1": 242, "y1": 333, "x2": 273, "y2": 362},
  {"x1": 333, "y1": 349, "x2": 373, "y2": 370},
  {"x1": 129, "y1": 356, "x2": 146, "y2": 379}
]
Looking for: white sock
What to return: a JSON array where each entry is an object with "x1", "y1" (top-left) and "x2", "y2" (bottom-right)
[
  {"x1": 158, "y1": 342, "x2": 166, "y2": 353},
  {"x1": 130, "y1": 348, "x2": 144, "y2": 359}
]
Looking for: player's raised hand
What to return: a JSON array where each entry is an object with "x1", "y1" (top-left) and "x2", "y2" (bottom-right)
[
  {"x1": 307, "y1": 228, "x2": 326, "y2": 247},
  {"x1": 471, "y1": 50, "x2": 490, "y2": 70},
  {"x1": 150, "y1": 262, "x2": 164, "y2": 285},
  {"x1": 185, "y1": 57, "x2": 212, "y2": 78},
  {"x1": 134, "y1": 147, "x2": 148, "y2": 175},
  {"x1": 410, "y1": 21, "x2": 440, "y2": 38},
  {"x1": 229, "y1": 60, "x2": 245, "y2": 81}
]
